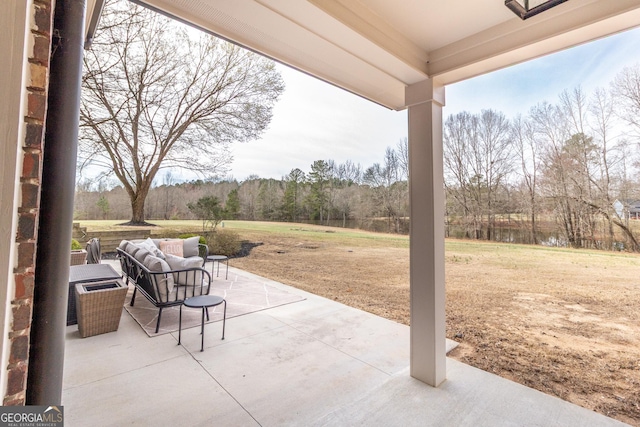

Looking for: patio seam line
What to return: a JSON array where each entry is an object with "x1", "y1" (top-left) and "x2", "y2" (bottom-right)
[
  {"x1": 61, "y1": 351, "x2": 192, "y2": 392},
  {"x1": 187, "y1": 347, "x2": 263, "y2": 427}
]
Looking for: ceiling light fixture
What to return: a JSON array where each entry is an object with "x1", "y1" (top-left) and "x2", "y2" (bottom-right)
[{"x1": 505, "y1": 0, "x2": 569, "y2": 20}]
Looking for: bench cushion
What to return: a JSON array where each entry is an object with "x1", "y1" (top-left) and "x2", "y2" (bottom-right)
[
  {"x1": 125, "y1": 242, "x2": 142, "y2": 258},
  {"x1": 164, "y1": 253, "x2": 204, "y2": 286},
  {"x1": 134, "y1": 248, "x2": 151, "y2": 264},
  {"x1": 142, "y1": 255, "x2": 175, "y2": 300},
  {"x1": 119, "y1": 240, "x2": 131, "y2": 251}
]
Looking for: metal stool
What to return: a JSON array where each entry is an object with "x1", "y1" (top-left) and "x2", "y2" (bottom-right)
[
  {"x1": 206, "y1": 255, "x2": 229, "y2": 279},
  {"x1": 178, "y1": 295, "x2": 226, "y2": 352}
]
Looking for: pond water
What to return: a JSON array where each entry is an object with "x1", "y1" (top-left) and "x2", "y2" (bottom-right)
[
  {"x1": 445, "y1": 225, "x2": 628, "y2": 250},
  {"x1": 298, "y1": 219, "x2": 629, "y2": 250}
]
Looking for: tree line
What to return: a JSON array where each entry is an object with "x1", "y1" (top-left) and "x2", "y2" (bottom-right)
[
  {"x1": 444, "y1": 65, "x2": 640, "y2": 251},
  {"x1": 75, "y1": 64, "x2": 640, "y2": 251},
  {"x1": 75, "y1": 139, "x2": 411, "y2": 234}
]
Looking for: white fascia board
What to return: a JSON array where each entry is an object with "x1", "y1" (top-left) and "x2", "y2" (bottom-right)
[{"x1": 429, "y1": 0, "x2": 640, "y2": 85}]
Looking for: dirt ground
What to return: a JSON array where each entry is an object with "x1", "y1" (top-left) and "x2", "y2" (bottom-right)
[{"x1": 230, "y1": 230, "x2": 640, "y2": 426}]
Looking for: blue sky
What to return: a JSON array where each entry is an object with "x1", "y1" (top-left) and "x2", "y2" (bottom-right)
[
  {"x1": 222, "y1": 26, "x2": 640, "y2": 181},
  {"x1": 446, "y1": 26, "x2": 640, "y2": 117}
]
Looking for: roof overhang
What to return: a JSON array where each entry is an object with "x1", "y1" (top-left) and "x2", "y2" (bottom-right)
[
  {"x1": 84, "y1": 0, "x2": 105, "y2": 49},
  {"x1": 90, "y1": 0, "x2": 640, "y2": 110}
]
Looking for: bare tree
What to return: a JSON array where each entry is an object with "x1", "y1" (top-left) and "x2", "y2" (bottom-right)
[
  {"x1": 336, "y1": 160, "x2": 362, "y2": 185},
  {"x1": 162, "y1": 171, "x2": 175, "y2": 220},
  {"x1": 560, "y1": 87, "x2": 599, "y2": 241},
  {"x1": 332, "y1": 161, "x2": 361, "y2": 226},
  {"x1": 476, "y1": 109, "x2": 514, "y2": 240},
  {"x1": 443, "y1": 110, "x2": 513, "y2": 240},
  {"x1": 612, "y1": 63, "x2": 640, "y2": 136},
  {"x1": 444, "y1": 112, "x2": 477, "y2": 237},
  {"x1": 588, "y1": 87, "x2": 618, "y2": 247},
  {"x1": 363, "y1": 147, "x2": 407, "y2": 233},
  {"x1": 79, "y1": 0, "x2": 284, "y2": 224},
  {"x1": 530, "y1": 101, "x2": 585, "y2": 247},
  {"x1": 512, "y1": 115, "x2": 541, "y2": 243},
  {"x1": 611, "y1": 65, "x2": 640, "y2": 245},
  {"x1": 396, "y1": 137, "x2": 409, "y2": 181},
  {"x1": 238, "y1": 176, "x2": 261, "y2": 220},
  {"x1": 257, "y1": 179, "x2": 284, "y2": 220}
]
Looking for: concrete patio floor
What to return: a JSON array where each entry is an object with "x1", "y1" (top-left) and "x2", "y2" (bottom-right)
[{"x1": 62, "y1": 263, "x2": 627, "y2": 426}]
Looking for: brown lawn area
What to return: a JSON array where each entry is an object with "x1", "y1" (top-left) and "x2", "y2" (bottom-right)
[
  {"x1": 224, "y1": 222, "x2": 640, "y2": 426},
  {"x1": 85, "y1": 219, "x2": 640, "y2": 424}
]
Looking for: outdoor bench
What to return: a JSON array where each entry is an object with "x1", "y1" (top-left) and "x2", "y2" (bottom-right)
[{"x1": 117, "y1": 237, "x2": 211, "y2": 333}]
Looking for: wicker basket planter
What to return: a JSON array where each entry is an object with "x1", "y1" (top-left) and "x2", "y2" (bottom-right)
[
  {"x1": 70, "y1": 249, "x2": 87, "y2": 266},
  {"x1": 75, "y1": 279, "x2": 128, "y2": 338}
]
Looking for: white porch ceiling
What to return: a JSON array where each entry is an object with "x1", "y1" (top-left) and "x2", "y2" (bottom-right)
[{"x1": 128, "y1": 0, "x2": 640, "y2": 110}]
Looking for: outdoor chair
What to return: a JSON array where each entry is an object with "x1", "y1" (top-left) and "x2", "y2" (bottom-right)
[{"x1": 86, "y1": 237, "x2": 101, "y2": 264}]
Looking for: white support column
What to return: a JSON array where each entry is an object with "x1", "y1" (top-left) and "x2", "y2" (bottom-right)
[{"x1": 406, "y1": 78, "x2": 446, "y2": 387}]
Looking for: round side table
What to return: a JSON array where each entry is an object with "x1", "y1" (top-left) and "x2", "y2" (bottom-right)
[
  {"x1": 207, "y1": 255, "x2": 229, "y2": 279},
  {"x1": 178, "y1": 295, "x2": 226, "y2": 352}
]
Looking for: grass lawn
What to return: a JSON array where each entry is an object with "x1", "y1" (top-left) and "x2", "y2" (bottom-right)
[{"x1": 79, "y1": 219, "x2": 640, "y2": 425}]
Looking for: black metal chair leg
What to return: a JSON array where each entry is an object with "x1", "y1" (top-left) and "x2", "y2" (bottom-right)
[
  {"x1": 178, "y1": 305, "x2": 182, "y2": 345},
  {"x1": 155, "y1": 307, "x2": 163, "y2": 333},
  {"x1": 130, "y1": 287, "x2": 137, "y2": 306},
  {"x1": 200, "y1": 307, "x2": 205, "y2": 351},
  {"x1": 222, "y1": 300, "x2": 226, "y2": 340}
]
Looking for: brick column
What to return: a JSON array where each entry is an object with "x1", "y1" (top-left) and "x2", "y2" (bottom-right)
[{"x1": 4, "y1": 0, "x2": 53, "y2": 406}]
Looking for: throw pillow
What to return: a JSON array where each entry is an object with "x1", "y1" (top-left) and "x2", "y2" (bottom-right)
[
  {"x1": 134, "y1": 248, "x2": 151, "y2": 264},
  {"x1": 143, "y1": 255, "x2": 175, "y2": 300},
  {"x1": 125, "y1": 242, "x2": 142, "y2": 257},
  {"x1": 159, "y1": 239, "x2": 184, "y2": 257},
  {"x1": 164, "y1": 253, "x2": 204, "y2": 287},
  {"x1": 118, "y1": 240, "x2": 131, "y2": 251},
  {"x1": 182, "y1": 236, "x2": 201, "y2": 258},
  {"x1": 138, "y1": 237, "x2": 165, "y2": 259}
]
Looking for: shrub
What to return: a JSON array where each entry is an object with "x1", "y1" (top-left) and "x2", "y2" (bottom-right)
[
  {"x1": 178, "y1": 233, "x2": 208, "y2": 258},
  {"x1": 207, "y1": 229, "x2": 241, "y2": 257},
  {"x1": 71, "y1": 239, "x2": 82, "y2": 250},
  {"x1": 187, "y1": 196, "x2": 223, "y2": 232},
  {"x1": 178, "y1": 233, "x2": 207, "y2": 245}
]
